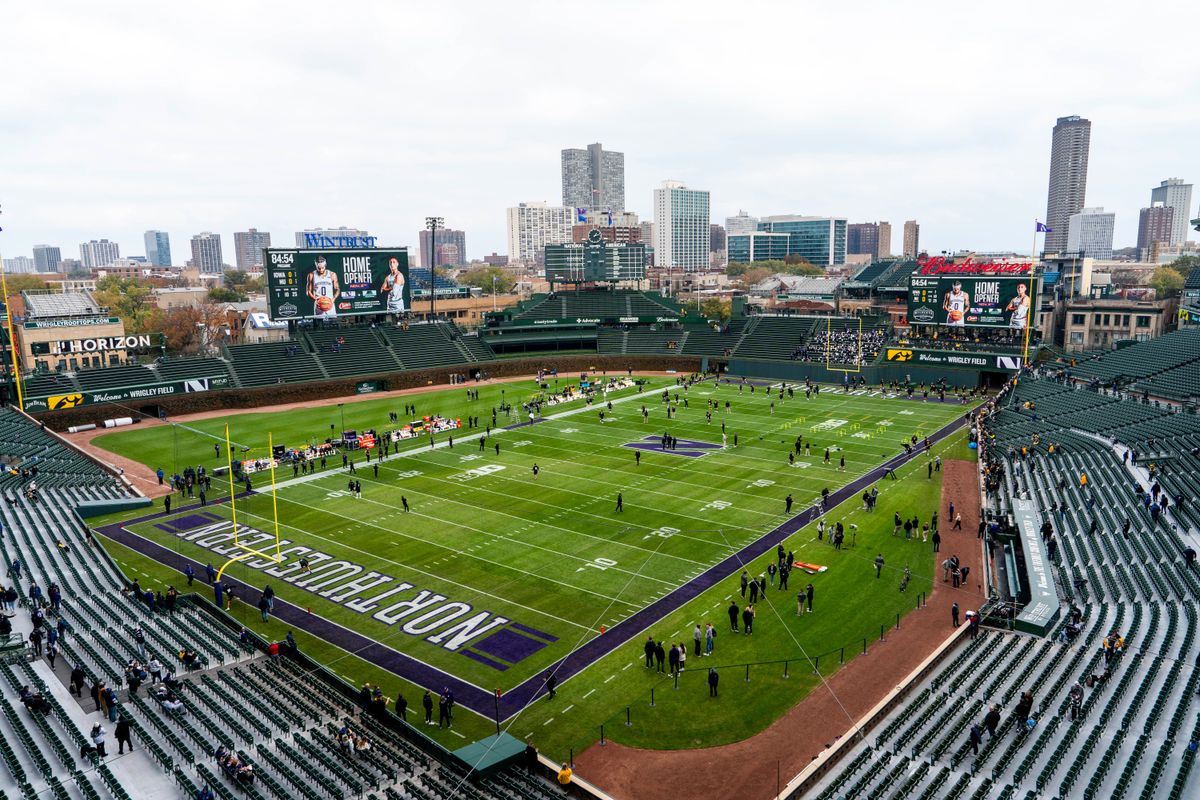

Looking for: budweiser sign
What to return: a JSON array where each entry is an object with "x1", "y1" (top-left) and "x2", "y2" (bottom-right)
[{"x1": 917, "y1": 257, "x2": 1033, "y2": 276}]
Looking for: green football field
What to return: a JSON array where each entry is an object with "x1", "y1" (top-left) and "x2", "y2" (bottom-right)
[{"x1": 92, "y1": 374, "x2": 976, "y2": 754}]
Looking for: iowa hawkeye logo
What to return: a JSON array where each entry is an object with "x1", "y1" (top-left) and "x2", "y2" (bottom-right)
[
  {"x1": 886, "y1": 349, "x2": 914, "y2": 362},
  {"x1": 48, "y1": 393, "x2": 85, "y2": 410}
]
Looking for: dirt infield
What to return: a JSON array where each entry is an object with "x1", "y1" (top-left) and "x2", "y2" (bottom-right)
[{"x1": 574, "y1": 458, "x2": 984, "y2": 800}]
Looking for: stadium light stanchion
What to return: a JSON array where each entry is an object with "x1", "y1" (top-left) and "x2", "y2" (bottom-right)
[
  {"x1": 599, "y1": 725, "x2": 605, "y2": 746},
  {"x1": 880, "y1": 624, "x2": 885, "y2": 642},
  {"x1": 625, "y1": 706, "x2": 631, "y2": 727},
  {"x1": 673, "y1": 671, "x2": 678, "y2": 691},
  {"x1": 425, "y1": 216, "x2": 443, "y2": 321},
  {"x1": 744, "y1": 664, "x2": 750, "y2": 683},
  {"x1": 783, "y1": 660, "x2": 788, "y2": 679},
  {"x1": 896, "y1": 613, "x2": 900, "y2": 630},
  {"x1": 649, "y1": 688, "x2": 655, "y2": 707},
  {"x1": 839, "y1": 647, "x2": 844, "y2": 665},
  {"x1": 862, "y1": 638, "x2": 867, "y2": 655}
]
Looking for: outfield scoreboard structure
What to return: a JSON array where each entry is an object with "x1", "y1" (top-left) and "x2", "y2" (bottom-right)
[
  {"x1": 544, "y1": 229, "x2": 646, "y2": 284},
  {"x1": 908, "y1": 274, "x2": 1036, "y2": 329},
  {"x1": 265, "y1": 248, "x2": 410, "y2": 321}
]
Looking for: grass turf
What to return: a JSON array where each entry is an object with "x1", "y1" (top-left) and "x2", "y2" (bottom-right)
[{"x1": 90, "y1": 375, "x2": 978, "y2": 754}]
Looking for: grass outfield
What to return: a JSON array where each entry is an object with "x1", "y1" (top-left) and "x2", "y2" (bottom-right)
[{"x1": 91, "y1": 375, "x2": 977, "y2": 753}]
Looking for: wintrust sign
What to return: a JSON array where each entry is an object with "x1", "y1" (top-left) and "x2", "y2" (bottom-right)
[{"x1": 917, "y1": 257, "x2": 1033, "y2": 276}]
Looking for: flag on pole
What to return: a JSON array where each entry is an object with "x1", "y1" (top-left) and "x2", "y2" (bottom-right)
[{"x1": 1035, "y1": 222, "x2": 1052, "y2": 233}]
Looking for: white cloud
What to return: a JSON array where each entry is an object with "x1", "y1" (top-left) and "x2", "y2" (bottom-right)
[{"x1": 1, "y1": 0, "x2": 1197, "y2": 263}]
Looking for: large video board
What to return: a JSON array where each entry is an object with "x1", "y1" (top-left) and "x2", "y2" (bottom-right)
[
  {"x1": 908, "y1": 275, "x2": 1036, "y2": 329},
  {"x1": 265, "y1": 248, "x2": 410, "y2": 321}
]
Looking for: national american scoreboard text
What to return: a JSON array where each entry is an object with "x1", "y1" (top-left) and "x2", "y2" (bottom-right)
[
  {"x1": 907, "y1": 274, "x2": 1036, "y2": 329},
  {"x1": 265, "y1": 248, "x2": 410, "y2": 321}
]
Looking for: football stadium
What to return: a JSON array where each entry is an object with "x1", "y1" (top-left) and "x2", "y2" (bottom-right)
[{"x1": 2, "y1": 245, "x2": 1200, "y2": 800}]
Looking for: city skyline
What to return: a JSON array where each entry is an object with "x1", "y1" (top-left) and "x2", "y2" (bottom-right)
[{"x1": 1, "y1": 2, "x2": 1197, "y2": 264}]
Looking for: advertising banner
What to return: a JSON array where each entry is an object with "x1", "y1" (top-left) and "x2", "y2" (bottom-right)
[
  {"x1": 24, "y1": 375, "x2": 233, "y2": 412},
  {"x1": 265, "y1": 248, "x2": 409, "y2": 321},
  {"x1": 908, "y1": 275, "x2": 1035, "y2": 329},
  {"x1": 884, "y1": 347, "x2": 1023, "y2": 371}
]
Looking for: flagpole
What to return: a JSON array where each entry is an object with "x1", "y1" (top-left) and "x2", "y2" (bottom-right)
[{"x1": 1022, "y1": 223, "x2": 1039, "y2": 366}]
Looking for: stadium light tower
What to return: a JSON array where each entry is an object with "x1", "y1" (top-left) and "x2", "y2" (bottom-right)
[{"x1": 425, "y1": 216, "x2": 443, "y2": 321}]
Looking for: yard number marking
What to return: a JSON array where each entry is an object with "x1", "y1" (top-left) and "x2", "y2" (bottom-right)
[
  {"x1": 643, "y1": 526, "x2": 681, "y2": 540},
  {"x1": 577, "y1": 557, "x2": 618, "y2": 573}
]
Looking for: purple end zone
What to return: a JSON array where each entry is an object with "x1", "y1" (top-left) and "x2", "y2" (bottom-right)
[
  {"x1": 509, "y1": 622, "x2": 558, "y2": 642},
  {"x1": 471, "y1": 629, "x2": 550, "y2": 665},
  {"x1": 154, "y1": 523, "x2": 175, "y2": 533},
  {"x1": 462, "y1": 650, "x2": 509, "y2": 671}
]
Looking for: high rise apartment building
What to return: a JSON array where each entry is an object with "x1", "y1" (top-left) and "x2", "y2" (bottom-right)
[
  {"x1": 79, "y1": 239, "x2": 120, "y2": 269},
  {"x1": 653, "y1": 181, "x2": 711, "y2": 272},
  {"x1": 1066, "y1": 207, "x2": 1115, "y2": 260},
  {"x1": 562, "y1": 143, "x2": 625, "y2": 214},
  {"x1": 1044, "y1": 116, "x2": 1091, "y2": 253},
  {"x1": 233, "y1": 228, "x2": 272, "y2": 270},
  {"x1": 190, "y1": 231, "x2": 224, "y2": 274},
  {"x1": 1150, "y1": 178, "x2": 1193, "y2": 248},
  {"x1": 506, "y1": 203, "x2": 575, "y2": 265},
  {"x1": 1137, "y1": 205, "x2": 1174, "y2": 261},
  {"x1": 903, "y1": 220, "x2": 920, "y2": 258},
  {"x1": 32, "y1": 245, "x2": 62, "y2": 272},
  {"x1": 418, "y1": 228, "x2": 467, "y2": 267}
]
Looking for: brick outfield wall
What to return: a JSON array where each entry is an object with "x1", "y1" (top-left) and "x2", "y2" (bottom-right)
[{"x1": 32, "y1": 354, "x2": 708, "y2": 431}]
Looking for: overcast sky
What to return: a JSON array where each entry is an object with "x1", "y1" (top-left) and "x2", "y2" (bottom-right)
[{"x1": 2, "y1": 0, "x2": 1197, "y2": 265}]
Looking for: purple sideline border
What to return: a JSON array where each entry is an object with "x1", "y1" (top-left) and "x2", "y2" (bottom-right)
[{"x1": 94, "y1": 391, "x2": 969, "y2": 720}]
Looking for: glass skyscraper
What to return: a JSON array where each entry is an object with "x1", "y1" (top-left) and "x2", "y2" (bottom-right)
[
  {"x1": 144, "y1": 230, "x2": 172, "y2": 266},
  {"x1": 755, "y1": 216, "x2": 847, "y2": 267}
]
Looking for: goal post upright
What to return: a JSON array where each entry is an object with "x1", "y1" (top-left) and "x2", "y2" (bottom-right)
[
  {"x1": 225, "y1": 423, "x2": 239, "y2": 545},
  {"x1": 268, "y1": 432, "x2": 282, "y2": 562}
]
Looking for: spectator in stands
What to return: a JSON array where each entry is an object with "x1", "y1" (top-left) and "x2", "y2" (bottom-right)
[
  {"x1": 1069, "y1": 681, "x2": 1084, "y2": 720},
  {"x1": 70, "y1": 664, "x2": 87, "y2": 697},
  {"x1": 115, "y1": 715, "x2": 132, "y2": 754},
  {"x1": 982, "y1": 704, "x2": 1001, "y2": 738},
  {"x1": 524, "y1": 737, "x2": 539, "y2": 774},
  {"x1": 557, "y1": 762, "x2": 573, "y2": 790},
  {"x1": 90, "y1": 723, "x2": 107, "y2": 757},
  {"x1": 396, "y1": 691, "x2": 408, "y2": 721},
  {"x1": 20, "y1": 685, "x2": 51, "y2": 714},
  {"x1": 1013, "y1": 691, "x2": 1034, "y2": 730}
]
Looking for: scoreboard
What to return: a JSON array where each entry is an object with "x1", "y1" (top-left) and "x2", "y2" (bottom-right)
[
  {"x1": 265, "y1": 248, "x2": 409, "y2": 321},
  {"x1": 544, "y1": 230, "x2": 646, "y2": 284},
  {"x1": 908, "y1": 275, "x2": 1036, "y2": 330}
]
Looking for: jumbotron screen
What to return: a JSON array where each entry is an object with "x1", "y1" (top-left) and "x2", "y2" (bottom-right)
[
  {"x1": 908, "y1": 275, "x2": 1035, "y2": 329},
  {"x1": 265, "y1": 248, "x2": 410, "y2": 321}
]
